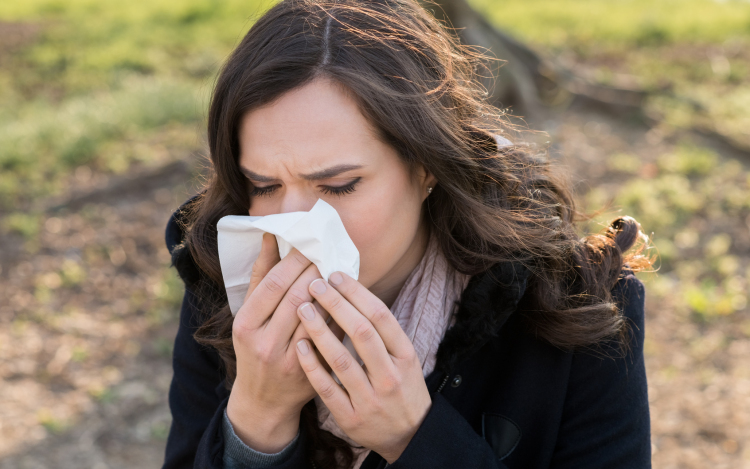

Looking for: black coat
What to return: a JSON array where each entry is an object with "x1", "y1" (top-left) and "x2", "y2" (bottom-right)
[{"x1": 162, "y1": 199, "x2": 651, "y2": 469}]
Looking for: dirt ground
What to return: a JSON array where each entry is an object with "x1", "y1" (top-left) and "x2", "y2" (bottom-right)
[{"x1": 1, "y1": 106, "x2": 748, "y2": 468}]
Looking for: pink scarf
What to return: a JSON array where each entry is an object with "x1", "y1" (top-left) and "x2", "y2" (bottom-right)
[{"x1": 314, "y1": 230, "x2": 471, "y2": 468}]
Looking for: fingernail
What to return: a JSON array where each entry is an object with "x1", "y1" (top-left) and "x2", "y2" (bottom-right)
[
  {"x1": 310, "y1": 279, "x2": 327, "y2": 294},
  {"x1": 297, "y1": 340, "x2": 309, "y2": 355},
  {"x1": 329, "y1": 272, "x2": 343, "y2": 286},
  {"x1": 300, "y1": 303, "x2": 316, "y2": 321}
]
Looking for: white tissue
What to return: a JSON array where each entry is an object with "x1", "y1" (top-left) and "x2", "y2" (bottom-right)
[{"x1": 216, "y1": 198, "x2": 360, "y2": 316}]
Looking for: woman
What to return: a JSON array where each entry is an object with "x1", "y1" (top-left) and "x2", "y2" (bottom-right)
[{"x1": 162, "y1": 0, "x2": 653, "y2": 468}]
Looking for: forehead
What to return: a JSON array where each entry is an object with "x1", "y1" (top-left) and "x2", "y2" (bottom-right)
[{"x1": 238, "y1": 78, "x2": 384, "y2": 172}]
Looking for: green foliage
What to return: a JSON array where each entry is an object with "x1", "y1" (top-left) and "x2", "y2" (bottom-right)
[
  {"x1": 0, "y1": 0, "x2": 270, "y2": 214},
  {"x1": 467, "y1": 0, "x2": 750, "y2": 50},
  {"x1": 656, "y1": 144, "x2": 718, "y2": 176},
  {"x1": 2, "y1": 212, "x2": 42, "y2": 239},
  {"x1": 0, "y1": 0, "x2": 274, "y2": 96},
  {"x1": 0, "y1": 78, "x2": 204, "y2": 209},
  {"x1": 586, "y1": 143, "x2": 749, "y2": 321}
]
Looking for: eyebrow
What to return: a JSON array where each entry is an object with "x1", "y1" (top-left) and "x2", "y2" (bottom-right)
[{"x1": 240, "y1": 164, "x2": 364, "y2": 182}]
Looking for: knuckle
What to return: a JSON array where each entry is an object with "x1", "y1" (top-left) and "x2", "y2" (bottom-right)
[
  {"x1": 232, "y1": 317, "x2": 252, "y2": 339},
  {"x1": 285, "y1": 287, "x2": 309, "y2": 308},
  {"x1": 304, "y1": 262, "x2": 320, "y2": 273},
  {"x1": 262, "y1": 272, "x2": 287, "y2": 295},
  {"x1": 381, "y1": 373, "x2": 402, "y2": 393},
  {"x1": 319, "y1": 382, "x2": 338, "y2": 400},
  {"x1": 290, "y1": 250, "x2": 310, "y2": 267},
  {"x1": 370, "y1": 304, "x2": 392, "y2": 324},
  {"x1": 340, "y1": 280, "x2": 358, "y2": 297},
  {"x1": 301, "y1": 360, "x2": 319, "y2": 374},
  {"x1": 352, "y1": 321, "x2": 376, "y2": 343},
  {"x1": 254, "y1": 343, "x2": 275, "y2": 364},
  {"x1": 332, "y1": 352, "x2": 353, "y2": 373},
  {"x1": 328, "y1": 295, "x2": 343, "y2": 311},
  {"x1": 397, "y1": 346, "x2": 418, "y2": 365},
  {"x1": 367, "y1": 395, "x2": 384, "y2": 412},
  {"x1": 349, "y1": 414, "x2": 364, "y2": 430},
  {"x1": 233, "y1": 323, "x2": 260, "y2": 346},
  {"x1": 309, "y1": 323, "x2": 327, "y2": 338}
]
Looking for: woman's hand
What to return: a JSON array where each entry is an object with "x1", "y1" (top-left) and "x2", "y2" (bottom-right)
[
  {"x1": 227, "y1": 233, "x2": 342, "y2": 453},
  {"x1": 294, "y1": 271, "x2": 432, "y2": 464}
]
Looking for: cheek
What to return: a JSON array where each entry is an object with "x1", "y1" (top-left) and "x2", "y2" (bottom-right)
[{"x1": 338, "y1": 180, "x2": 423, "y2": 287}]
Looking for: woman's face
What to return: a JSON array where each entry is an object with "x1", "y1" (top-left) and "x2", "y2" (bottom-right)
[{"x1": 238, "y1": 76, "x2": 436, "y2": 305}]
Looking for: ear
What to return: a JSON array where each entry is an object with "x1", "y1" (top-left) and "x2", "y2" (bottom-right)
[{"x1": 416, "y1": 164, "x2": 438, "y2": 201}]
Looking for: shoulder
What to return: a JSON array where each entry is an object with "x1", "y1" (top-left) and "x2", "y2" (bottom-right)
[
  {"x1": 611, "y1": 268, "x2": 647, "y2": 336},
  {"x1": 165, "y1": 192, "x2": 204, "y2": 288}
]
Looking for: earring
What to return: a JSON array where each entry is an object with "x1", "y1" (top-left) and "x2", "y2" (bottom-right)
[{"x1": 427, "y1": 186, "x2": 433, "y2": 194}]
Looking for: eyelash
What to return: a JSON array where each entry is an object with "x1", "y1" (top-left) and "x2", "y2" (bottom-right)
[{"x1": 249, "y1": 177, "x2": 361, "y2": 198}]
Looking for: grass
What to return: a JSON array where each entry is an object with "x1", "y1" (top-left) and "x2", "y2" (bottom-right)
[
  {"x1": 583, "y1": 142, "x2": 750, "y2": 321},
  {"x1": 0, "y1": 0, "x2": 273, "y2": 96},
  {"x1": 0, "y1": 78, "x2": 204, "y2": 209},
  {"x1": 467, "y1": 0, "x2": 750, "y2": 51},
  {"x1": 2, "y1": 0, "x2": 749, "y2": 326},
  {"x1": 0, "y1": 0, "x2": 274, "y2": 216}
]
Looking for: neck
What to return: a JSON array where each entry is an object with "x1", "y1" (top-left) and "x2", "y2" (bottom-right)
[{"x1": 369, "y1": 218, "x2": 431, "y2": 309}]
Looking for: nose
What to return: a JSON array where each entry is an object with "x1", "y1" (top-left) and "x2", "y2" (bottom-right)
[{"x1": 278, "y1": 189, "x2": 317, "y2": 214}]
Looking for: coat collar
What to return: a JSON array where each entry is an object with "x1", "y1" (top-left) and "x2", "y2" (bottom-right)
[{"x1": 434, "y1": 260, "x2": 532, "y2": 375}]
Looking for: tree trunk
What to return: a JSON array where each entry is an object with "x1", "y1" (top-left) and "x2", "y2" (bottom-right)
[{"x1": 420, "y1": 0, "x2": 650, "y2": 122}]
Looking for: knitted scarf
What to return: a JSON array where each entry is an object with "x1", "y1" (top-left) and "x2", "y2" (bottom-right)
[{"x1": 314, "y1": 230, "x2": 471, "y2": 468}]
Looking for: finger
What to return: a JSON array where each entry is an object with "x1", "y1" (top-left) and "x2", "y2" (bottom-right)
[
  {"x1": 287, "y1": 318, "x2": 339, "y2": 374},
  {"x1": 327, "y1": 272, "x2": 415, "y2": 361},
  {"x1": 295, "y1": 338, "x2": 354, "y2": 418},
  {"x1": 285, "y1": 301, "x2": 341, "y2": 366},
  {"x1": 308, "y1": 278, "x2": 396, "y2": 383},
  {"x1": 245, "y1": 233, "x2": 280, "y2": 302},
  {"x1": 297, "y1": 301, "x2": 372, "y2": 398},
  {"x1": 266, "y1": 263, "x2": 321, "y2": 348},
  {"x1": 236, "y1": 247, "x2": 312, "y2": 330}
]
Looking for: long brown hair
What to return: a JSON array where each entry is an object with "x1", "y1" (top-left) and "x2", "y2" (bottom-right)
[{"x1": 176, "y1": 0, "x2": 653, "y2": 466}]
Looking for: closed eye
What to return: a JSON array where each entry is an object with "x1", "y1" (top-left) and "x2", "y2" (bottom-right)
[
  {"x1": 320, "y1": 177, "x2": 360, "y2": 196},
  {"x1": 249, "y1": 184, "x2": 280, "y2": 197},
  {"x1": 249, "y1": 177, "x2": 361, "y2": 198}
]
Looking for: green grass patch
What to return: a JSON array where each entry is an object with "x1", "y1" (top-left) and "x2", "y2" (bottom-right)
[
  {"x1": 0, "y1": 78, "x2": 204, "y2": 210},
  {"x1": 584, "y1": 143, "x2": 749, "y2": 321},
  {"x1": 0, "y1": 0, "x2": 275, "y2": 97},
  {"x1": 467, "y1": 0, "x2": 750, "y2": 51}
]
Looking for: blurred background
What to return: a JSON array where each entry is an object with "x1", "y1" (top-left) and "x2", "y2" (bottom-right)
[{"x1": 0, "y1": 0, "x2": 748, "y2": 467}]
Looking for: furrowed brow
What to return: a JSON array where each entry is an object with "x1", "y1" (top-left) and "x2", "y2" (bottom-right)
[
  {"x1": 240, "y1": 167, "x2": 276, "y2": 183},
  {"x1": 299, "y1": 164, "x2": 363, "y2": 180},
  {"x1": 240, "y1": 164, "x2": 363, "y2": 182}
]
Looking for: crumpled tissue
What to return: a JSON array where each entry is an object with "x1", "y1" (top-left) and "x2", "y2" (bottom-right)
[
  {"x1": 217, "y1": 198, "x2": 360, "y2": 315},
  {"x1": 216, "y1": 198, "x2": 363, "y2": 381}
]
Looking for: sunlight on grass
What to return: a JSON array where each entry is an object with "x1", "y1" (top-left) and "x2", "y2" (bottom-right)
[
  {"x1": 0, "y1": 78, "x2": 205, "y2": 209},
  {"x1": 0, "y1": 0, "x2": 275, "y2": 95},
  {"x1": 585, "y1": 143, "x2": 750, "y2": 321},
  {"x1": 467, "y1": 0, "x2": 750, "y2": 50}
]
